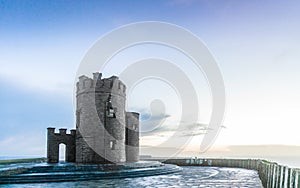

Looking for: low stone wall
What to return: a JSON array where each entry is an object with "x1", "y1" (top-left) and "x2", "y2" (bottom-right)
[{"x1": 155, "y1": 158, "x2": 300, "y2": 188}]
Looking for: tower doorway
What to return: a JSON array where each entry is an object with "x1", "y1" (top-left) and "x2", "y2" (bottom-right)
[{"x1": 59, "y1": 143, "x2": 66, "y2": 162}]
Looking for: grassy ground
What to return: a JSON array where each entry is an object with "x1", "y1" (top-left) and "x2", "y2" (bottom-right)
[{"x1": 0, "y1": 157, "x2": 46, "y2": 165}]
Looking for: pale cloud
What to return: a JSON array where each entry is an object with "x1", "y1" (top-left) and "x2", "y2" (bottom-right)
[
  {"x1": 141, "y1": 122, "x2": 209, "y2": 138},
  {"x1": 0, "y1": 137, "x2": 15, "y2": 146},
  {"x1": 0, "y1": 133, "x2": 45, "y2": 156},
  {"x1": 0, "y1": 66, "x2": 75, "y2": 97}
]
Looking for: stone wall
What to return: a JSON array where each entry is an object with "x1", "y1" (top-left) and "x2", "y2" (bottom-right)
[{"x1": 47, "y1": 128, "x2": 76, "y2": 163}]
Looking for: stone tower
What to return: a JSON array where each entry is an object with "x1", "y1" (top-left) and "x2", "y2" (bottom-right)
[
  {"x1": 47, "y1": 73, "x2": 139, "y2": 163},
  {"x1": 76, "y1": 73, "x2": 127, "y2": 163}
]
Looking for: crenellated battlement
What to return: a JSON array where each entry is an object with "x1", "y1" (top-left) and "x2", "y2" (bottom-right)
[
  {"x1": 76, "y1": 72, "x2": 126, "y2": 96},
  {"x1": 59, "y1": 128, "x2": 67, "y2": 134},
  {"x1": 47, "y1": 127, "x2": 76, "y2": 136}
]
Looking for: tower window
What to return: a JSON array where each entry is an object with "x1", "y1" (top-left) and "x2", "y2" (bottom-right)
[
  {"x1": 106, "y1": 95, "x2": 116, "y2": 118},
  {"x1": 107, "y1": 108, "x2": 116, "y2": 118},
  {"x1": 132, "y1": 124, "x2": 138, "y2": 131},
  {"x1": 109, "y1": 140, "x2": 116, "y2": 150}
]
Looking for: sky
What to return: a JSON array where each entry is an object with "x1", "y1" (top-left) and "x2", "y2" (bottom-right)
[{"x1": 0, "y1": 0, "x2": 300, "y2": 157}]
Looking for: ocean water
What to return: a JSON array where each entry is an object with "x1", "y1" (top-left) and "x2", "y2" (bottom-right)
[{"x1": 1, "y1": 166, "x2": 263, "y2": 188}]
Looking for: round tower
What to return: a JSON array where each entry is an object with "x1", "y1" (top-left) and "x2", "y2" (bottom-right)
[{"x1": 76, "y1": 72, "x2": 127, "y2": 163}]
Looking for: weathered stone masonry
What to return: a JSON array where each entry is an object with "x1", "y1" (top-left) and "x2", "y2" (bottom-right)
[
  {"x1": 47, "y1": 73, "x2": 140, "y2": 163},
  {"x1": 47, "y1": 128, "x2": 76, "y2": 163}
]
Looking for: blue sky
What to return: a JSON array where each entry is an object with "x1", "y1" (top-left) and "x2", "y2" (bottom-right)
[{"x1": 1, "y1": 0, "x2": 300, "y2": 156}]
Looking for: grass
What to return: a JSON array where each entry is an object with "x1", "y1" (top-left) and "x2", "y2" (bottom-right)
[{"x1": 0, "y1": 157, "x2": 46, "y2": 165}]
